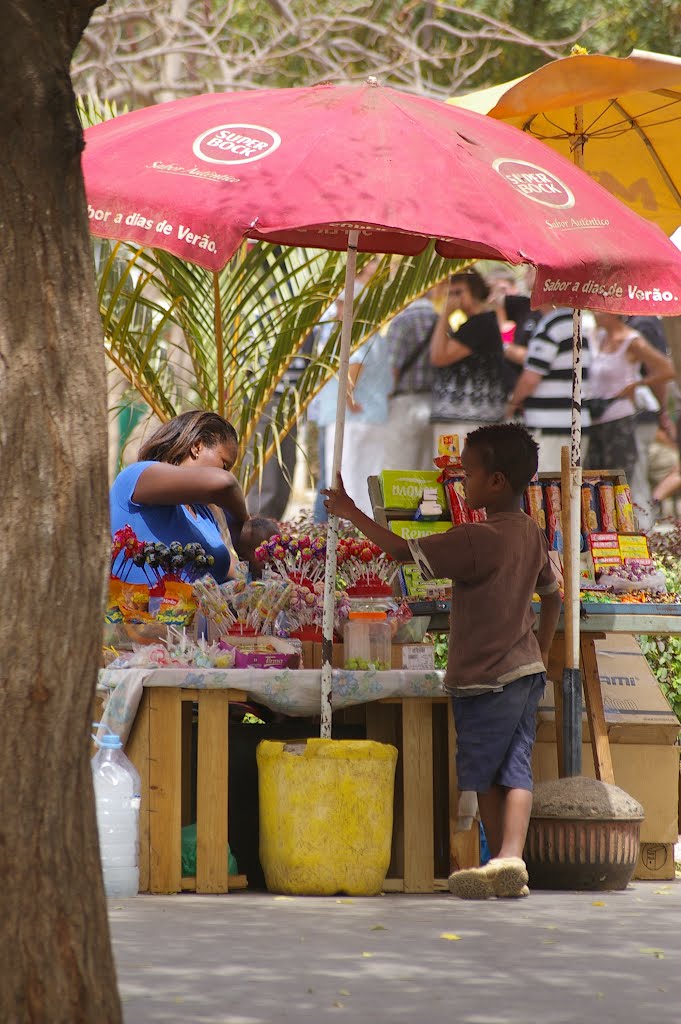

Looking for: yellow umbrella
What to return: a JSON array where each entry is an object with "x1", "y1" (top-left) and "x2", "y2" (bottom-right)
[{"x1": 449, "y1": 49, "x2": 681, "y2": 234}]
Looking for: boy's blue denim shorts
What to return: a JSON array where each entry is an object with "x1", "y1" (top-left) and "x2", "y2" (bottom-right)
[{"x1": 451, "y1": 673, "x2": 546, "y2": 793}]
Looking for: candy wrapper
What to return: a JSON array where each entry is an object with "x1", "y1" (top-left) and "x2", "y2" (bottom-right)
[
  {"x1": 614, "y1": 484, "x2": 636, "y2": 533},
  {"x1": 580, "y1": 482, "x2": 600, "y2": 534},
  {"x1": 217, "y1": 636, "x2": 300, "y2": 670},
  {"x1": 598, "y1": 481, "x2": 617, "y2": 533},
  {"x1": 524, "y1": 482, "x2": 546, "y2": 531},
  {"x1": 543, "y1": 482, "x2": 563, "y2": 550},
  {"x1": 254, "y1": 532, "x2": 327, "y2": 589}
]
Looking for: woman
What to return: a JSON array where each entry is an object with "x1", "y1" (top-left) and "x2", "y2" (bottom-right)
[
  {"x1": 110, "y1": 411, "x2": 250, "y2": 584},
  {"x1": 430, "y1": 269, "x2": 507, "y2": 453},
  {"x1": 585, "y1": 313, "x2": 674, "y2": 484}
]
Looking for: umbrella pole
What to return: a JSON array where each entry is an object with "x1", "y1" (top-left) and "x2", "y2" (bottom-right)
[
  {"x1": 559, "y1": 103, "x2": 587, "y2": 777},
  {"x1": 320, "y1": 229, "x2": 359, "y2": 738},
  {"x1": 561, "y1": 309, "x2": 584, "y2": 776},
  {"x1": 213, "y1": 272, "x2": 226, "y2": 418}
]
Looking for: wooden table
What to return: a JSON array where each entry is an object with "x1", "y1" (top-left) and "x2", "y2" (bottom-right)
[{"x1": 126, "y1": 686, "x2": 247, "y2": 894}]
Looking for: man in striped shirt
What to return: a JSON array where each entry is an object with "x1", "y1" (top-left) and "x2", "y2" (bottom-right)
[{"x1": 506, "y1": 305, "x2": 590, "y2": 473}]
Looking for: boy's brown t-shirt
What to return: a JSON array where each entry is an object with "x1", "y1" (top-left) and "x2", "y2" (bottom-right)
[{"x1": 408, "y1": 512, "x2": 558, "y2": 693}]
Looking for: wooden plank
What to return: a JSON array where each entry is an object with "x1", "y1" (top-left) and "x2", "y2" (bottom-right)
[
  {"x1": 366, "y1": 702, "x2": 404, "y2": 879},
  {"x1": 381, "y1": 878, "x2": 404, "y2": 892},
  {"x1": 580, "y1": 635, "x2": 615, "y2": 784},
  {"x1": 126, "y1": 689, "x2": 150, "y2": 893},
  {"x1": 181, "y1": 699, "x2": 194, "y2": 827},
  {"x1": 447, "y1": 708, "x2": 479, "y2": 872},
  {"x1": 149, "y1": 688, "x2": 182, "y2": 893},
  {"x1": 402, "y1": 701, "x2": 434, "y2": 892},
  {"x1": 196, "y1": 689, "x2": 230, "y2": 893},
  {"x1": 181, "y1": 874, "x2": 248, "y2": 891},
  {"x1": 548, "y1": 637, "x2": 565, "y2": 778}
]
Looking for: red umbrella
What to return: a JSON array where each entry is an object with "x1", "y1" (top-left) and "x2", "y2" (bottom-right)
[
  {"x1": 83, "y1": 81, "x2": 681, "y2": 747},
  {"x1": 83, "y1": 80, "x2": 681, "y2": 313}
]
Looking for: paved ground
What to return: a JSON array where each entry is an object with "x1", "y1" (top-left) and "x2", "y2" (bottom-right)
[{"x1": 110, "y1": 882, "x2": 681, "y2": 1024}]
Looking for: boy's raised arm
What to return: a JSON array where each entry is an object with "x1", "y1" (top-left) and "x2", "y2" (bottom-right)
[{"x1": 322, "y1": 473, "x2": 412, "y2": 562}]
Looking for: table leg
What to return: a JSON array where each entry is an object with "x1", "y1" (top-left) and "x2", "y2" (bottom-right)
[
  {"x1": 196, "y1": 690, "x2": 229, "y2": 893},
  {"x1": 149, "y1": 688, "x2": 182, "y2": 893},
  {"x1": 126, "y1": 689, "x2": 150, "y2": 893},
  {"x1": 580, "y1": 635, "x2": 615, "y2": 784},
  {"x1": 447, "y1": 709, "x2": 479, "y2": 872},
  {"x1": 548, "y1": 638, "x2": 565, "y2": 777},
  {"x1": 402, "y1": 701, "x2": 434, "y2": 892},
  {"x1": 366, "y1": 702, "x2": 403, "y2": 879}
]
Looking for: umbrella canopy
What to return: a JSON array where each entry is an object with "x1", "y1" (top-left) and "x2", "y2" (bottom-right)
[
  {"x1": 83, "y1": 80, "x2": 681, "y2": 316},
  {"x1": 449, "y1": 49, "x2": 681, "y2": 235}
]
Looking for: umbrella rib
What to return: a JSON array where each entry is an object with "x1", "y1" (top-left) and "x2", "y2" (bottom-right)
[{"x1": 611, "y1": 98, "x2": 681, "y2": 211}]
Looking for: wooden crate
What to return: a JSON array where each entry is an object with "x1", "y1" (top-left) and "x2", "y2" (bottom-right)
[{"x1": 124, "y1": 686, "x2": 248, "y2": 894}]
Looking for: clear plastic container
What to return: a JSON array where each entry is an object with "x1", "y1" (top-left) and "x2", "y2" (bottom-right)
[
  {"x1": 92, "y1": 724, "x2": 141, "y2": 898},
  {"x1": 343, "y1": 611, "x2": 391, "y2": 671}
]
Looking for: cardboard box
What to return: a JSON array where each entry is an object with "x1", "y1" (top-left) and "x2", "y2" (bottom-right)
[
  {"x1": 532, "y1": 742, "x2": 679, "y2": 843},
  {"x1": 634, "y1": 842, "x2": 676, "y2": 881},
  {"x1": 391, "y1": 520, "x2": 451, "y2": 596},
  {"x1": 539, "y1": 635, "x2": 680, "y2": 745},
  {"x1": 379, "y1": 470, "x2": 445, "y2": 510}
]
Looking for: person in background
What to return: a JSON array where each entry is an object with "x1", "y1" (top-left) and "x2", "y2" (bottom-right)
[
  {"x1": 323, "y1": 325, "x2": 392, "y2": 517},
  {"x1": 383, "y1": 290, "x2": 438, "y2": 471},
  {"x1": 430, "y1": 269, "x2": 507, "y2": 453},
  {"x1": 234, "y1": 516, "x2": 279, "y2": 581},
  {"x1": 110, "y1": 411, "x2": 249, "y2": 584},
  {"x1": 323, "y1": 423, "x2": 562, "y2": 900},
  {"x1": 585, "y1": 313, "x2": 674, "y2": 485},
  {"x1": 505, "y1": 305, "x2": 591, "y2": 473},
  {"x1": 625, "y1": 315, "x2": 671, "y2": 529}
]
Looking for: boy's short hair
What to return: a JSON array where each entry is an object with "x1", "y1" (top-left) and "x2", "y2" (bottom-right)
[{"x1": 465, "y1": 423, "x2": 539, "y2": 495}]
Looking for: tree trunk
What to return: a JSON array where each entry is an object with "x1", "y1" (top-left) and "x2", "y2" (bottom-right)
[{"x1": 0, "y1": 2, "x2": 121, "y2": 1022}]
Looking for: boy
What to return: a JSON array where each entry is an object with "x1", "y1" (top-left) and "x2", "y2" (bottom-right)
[{"x1": 323, "y1": 423, "x2": 562, "y2": 899}]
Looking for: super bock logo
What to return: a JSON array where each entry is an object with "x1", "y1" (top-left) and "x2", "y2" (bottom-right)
[
  {"x1": 192, "y1": 123, "x2": 281, "y2": 165},
  {"x1": 493, "y1": 159, "x2": 576, "y2": 210}
]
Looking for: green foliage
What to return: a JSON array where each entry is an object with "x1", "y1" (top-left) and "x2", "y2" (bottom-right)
[
  {"x1": 638, "y1": 544, "x2": 681, "y2": 723},
  {"x1": 427, "y1": 632, "x2": 449, "y2": 671}
]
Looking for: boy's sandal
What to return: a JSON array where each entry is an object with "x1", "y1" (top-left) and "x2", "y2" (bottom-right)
[
  {"x1": 483, "y1": 857, "x2": 529, "y2": 898},
  {"x1": 447, "y1": 866, "x2": 495, "y2": 900}
]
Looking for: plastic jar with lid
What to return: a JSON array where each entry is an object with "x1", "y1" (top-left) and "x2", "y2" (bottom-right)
[{"x1": 343, "y1": 610, "x2": 391, "y2": 671}]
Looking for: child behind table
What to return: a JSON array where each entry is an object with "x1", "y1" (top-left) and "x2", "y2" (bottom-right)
[
  {"x1": 322, "y1": 422, "x2": 562, "y2": 900},
  {"x1": 235, "y1": 516, "x2": 279, "y2": 581}
]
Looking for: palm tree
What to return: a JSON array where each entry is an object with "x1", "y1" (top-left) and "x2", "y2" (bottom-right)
[{"x1": 97, "y1": 237, "x2": 460, "y2": 492}]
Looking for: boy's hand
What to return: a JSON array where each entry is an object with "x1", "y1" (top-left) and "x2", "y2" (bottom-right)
[{"x1": 321, "y1": 472, "x2": 356, "y2": 521}]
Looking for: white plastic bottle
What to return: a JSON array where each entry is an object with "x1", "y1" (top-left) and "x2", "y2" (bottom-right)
[{"x1": 92, "y1": 723, "x2": 141, "y2": 898}]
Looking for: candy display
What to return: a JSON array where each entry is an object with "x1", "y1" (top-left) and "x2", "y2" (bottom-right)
[
  {"x1": 193, "y1": 576, "x2": 293, "y2": 638},
  {"x1": 614, "y1": 484, "x2": 636, "y2": 533},
  {"x1": 254, "y1": 532, "x2": 327, "y2": 589},
  {"x1": 336, "y1": 538, "x2": 400, "y2": 593},
  {"x1": 598, "y1": 480, "x2": 617, "y2": 533},
  {"x1": 107, "y1": 526, "x2": 201, "y2": 628}
]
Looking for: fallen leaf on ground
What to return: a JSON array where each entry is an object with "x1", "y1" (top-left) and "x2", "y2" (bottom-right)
[
  {"x1": 440, "y1": 933, "x2": 461, "y2": 941},
  {"x1": 592, "y1": 901, "x2": 606, "y2": 907},
  {"x1": 336, "y1": 899, "x2": 354, "y2": 904},
  {"x1": 362, "y1": 952, "x2": 374, "y2": 958},
  {"x1": 274, "y1": 896, "x2": 294, "y2": 901},
  {"x1": 370, "y1": 925, "x2": 387, "y2": 931},
  {"x1": 640, "y1": 948, "x2": 665, "y2": 959},
  {"x1": 338, "y1": 989, "x2": 351, "y2": 996},
  {"x1": 333, "y1": 1001, "x2": 345, "y2": 1008}
]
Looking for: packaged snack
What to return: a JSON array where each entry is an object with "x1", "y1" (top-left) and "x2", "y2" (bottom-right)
[
  {"x1": 525, "y1": 482, "x2": 546, "y2": 531},
  {"x1": 614, "y1": 484, "x2": 636, "y2": 533},
  {"x1": 156, "y1": 580, "x2": 197, "y2": 626},
  {"x1": 444, "y1": 477, "x2": 470, "y2": 526},
  {"x1": 543, "y1": 482, "x2": 563, "y2": 549},
  {"x1": 105, "y1": 577, "x2": 124, "y2": 624},
  {"x1": 118, "y1": 582, "x2": 152, "y2": 623},
  {"x1": 580, "y1": 482, "x2": 600, "y2": 534},
  {"x1": 437, "y1": 433, "x2": 460, "y2": 458},
  {"x1": 597, "y1": 481, "x2": 617, "y2": 533}
]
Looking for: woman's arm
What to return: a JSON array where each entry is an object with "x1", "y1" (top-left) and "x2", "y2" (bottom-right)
[
  {"x1": 347, "y1": 362, "x2": 364, "y2": 414},
  {"x1": 620, "y1": 336, "x2": 675, "y2": 398},
  {"x1": 133, "y1": 463, "x2": 249, "y2": 524},
  {"x1": 429, "y1": 307, "x2": 473, "y2": 368}
]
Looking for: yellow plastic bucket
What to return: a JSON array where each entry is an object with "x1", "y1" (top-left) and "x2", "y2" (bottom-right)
[{"x1": 257, "y1": 738, "x2": 398, "y2": 896}]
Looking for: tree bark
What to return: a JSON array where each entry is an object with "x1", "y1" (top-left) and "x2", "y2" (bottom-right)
[{"x1": 0, "y1": 2, "x2": 121, "y2": 1022}]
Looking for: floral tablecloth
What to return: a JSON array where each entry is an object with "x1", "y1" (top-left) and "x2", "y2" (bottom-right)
[{"x1": 97, "y1": 666, "x2": 446, "y2": 745}]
